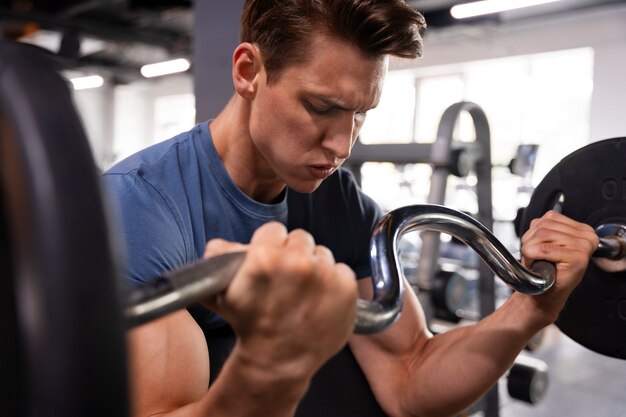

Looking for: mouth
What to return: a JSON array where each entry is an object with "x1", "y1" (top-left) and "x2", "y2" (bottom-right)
[{"x1": 308, "y1": 164, "x2": 337, "y2": 180}]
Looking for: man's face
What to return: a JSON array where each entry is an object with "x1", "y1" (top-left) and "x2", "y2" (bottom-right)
[{"x1": 248, "y1": 33, "x2": 387, "y2": 193}]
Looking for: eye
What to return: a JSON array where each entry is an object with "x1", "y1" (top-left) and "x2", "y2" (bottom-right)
[{"x1": 305, "y1": 101, "x2": 333, "y2": 116}]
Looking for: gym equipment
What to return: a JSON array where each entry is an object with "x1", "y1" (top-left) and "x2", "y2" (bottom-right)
[
  {"x1": 508, "y1": 144, "x2": 539, "y2": 177},
  {"x1": 0, "y1": 41, "x2": 128, "y2": 417},
  {"x1": 519, "y1": 138, "x2": 626, "y2": 360},
  {"x1": 372, "y1": 205, "x2": 554, "y2": 295},
  {"x1": 524, "y1": 329, "x2": 547, "y2": 352},
  {"x1": 431, "y1": 267, "x2": 472, "y2": 323},
  {"x1": 506, "y1": 355, "x2": 549, "y2": 405}
]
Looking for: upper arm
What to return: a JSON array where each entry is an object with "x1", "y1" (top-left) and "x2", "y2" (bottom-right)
[{"x1": 127, "y1": 310, "x2": 210, "y2": 417}]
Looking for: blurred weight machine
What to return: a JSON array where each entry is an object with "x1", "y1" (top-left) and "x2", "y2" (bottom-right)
[{"x1": 347, "y1": 101, "x2": 548, "y2": 417}]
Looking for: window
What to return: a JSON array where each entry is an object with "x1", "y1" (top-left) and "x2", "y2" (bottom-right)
[{"x1": 357, "y1": 48, "x2": 594, "y2": 246}]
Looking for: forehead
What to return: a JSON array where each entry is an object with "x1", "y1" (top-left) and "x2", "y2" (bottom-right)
[{"x1": 276, "y1": 33, "x2": 388, "y2": 109}]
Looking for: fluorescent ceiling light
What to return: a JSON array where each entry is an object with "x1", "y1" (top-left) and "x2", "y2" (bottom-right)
[
  {"x1": 140, "y1": 58, "x2": 190, "y2": 78},
  {"x1": 19, "y1": 29, "x2": 106, "y2": 56},
  {"x1": 450, "y1": 0, "x2": 562, "y2": 19},
  {"x1": 70, "y1": 75, "x2": 104, "y2": 90}
]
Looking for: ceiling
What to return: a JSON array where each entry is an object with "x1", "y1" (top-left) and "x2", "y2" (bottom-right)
[
  {"x1": 1, "y1": 0, "x2": 192, "y2": 84},
  {"x1": 410, "y1": 0, "x2": 626, "y2": 28},
  {"x1": 2, "y1": 0, "x2": 625, "y2": 84}
]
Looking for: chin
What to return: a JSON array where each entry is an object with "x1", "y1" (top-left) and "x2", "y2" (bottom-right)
[{"x1": 288, "y1": 179, "x2": 324, "y2": 194}]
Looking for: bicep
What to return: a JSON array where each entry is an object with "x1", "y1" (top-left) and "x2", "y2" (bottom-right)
[
  {"x1": 127, "y1": 310, "x2": 210, "y2": 417},
  {"x1": 349, "y1": 277, "x2": 432, "y2": 415}
]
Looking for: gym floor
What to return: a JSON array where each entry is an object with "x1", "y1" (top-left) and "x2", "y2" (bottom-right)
[{"x1": 497, "y1": 325, "x2": 626, "y2": 417}]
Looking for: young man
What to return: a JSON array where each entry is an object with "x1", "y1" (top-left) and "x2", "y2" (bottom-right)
[{"x1": 102, "y1": 1, "x2": 599, "y2": 416}]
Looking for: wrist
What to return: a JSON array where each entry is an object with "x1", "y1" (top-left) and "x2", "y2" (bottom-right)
[
  {"x1": 508, "y1": 291, "x2": 558, "y2": 330},
  {"x1": 228, "y1": 342, "x2": 313, "y2": 402}
]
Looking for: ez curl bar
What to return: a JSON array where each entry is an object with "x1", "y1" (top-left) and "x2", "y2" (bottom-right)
[
  {"x1": 126, "y1": 204, "x2": 557, "y2": 334},
  {"x1": 128, "y1": 201, "x2": 626, "y2": 347}
]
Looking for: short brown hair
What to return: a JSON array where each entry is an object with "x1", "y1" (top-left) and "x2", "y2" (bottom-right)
[{"x1": 240, "y1": 0, "x2": 426, "y2": 84}]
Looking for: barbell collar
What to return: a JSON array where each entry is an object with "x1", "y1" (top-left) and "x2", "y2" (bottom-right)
[
  {"x1": 594, "y1": 224, "x2": 626, "y2": 260},
  {"x1": 592, "y1": 223, "x2": 626, "y2": 273},
  {"x1": 596, "y1": 236, "x2": 626, "y2": 260}
]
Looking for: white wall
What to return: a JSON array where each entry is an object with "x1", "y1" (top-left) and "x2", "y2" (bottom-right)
[
  {"x1": 590, "y1": 42, "x2": 626, "y2": 141},
  {"x1": 394, "y1": 3, "x2": 626, "y2": 142},
  {"x1": 72, "y1": 72, "x2": 194, "y2": 170},
  {"x1": 72, "y1": 83, "x2": 115, "y2": 170},
  {"x1": 112, "y1": 73, "x2": 194, "y2": 165}
]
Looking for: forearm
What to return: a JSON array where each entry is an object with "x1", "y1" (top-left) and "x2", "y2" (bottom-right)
[
  {"x1": 190, "y1": 343, "x2": 311, "y2": 417},
  {"x1": 407, "y1": 210, "x2": 595, "y2": 416},
  {"x1": 402, "y1": 292, "x2": 551, "y2": 417},
  {"x1": 351, "y1": 286, "x2": 553, "y2": 417}
]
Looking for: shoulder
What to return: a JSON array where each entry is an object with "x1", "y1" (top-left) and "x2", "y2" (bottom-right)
[
  {"x1": 101, "y1": 122, "x2": 208, "y2": 231},
  {"x1": 105, "y1": 123, "x2": 205, "y2": 178},
  {"x1": 101, "y1": 137, "x2": 202, "y2": 285}
]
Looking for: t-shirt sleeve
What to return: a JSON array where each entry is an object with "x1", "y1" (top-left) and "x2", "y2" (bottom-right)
[{"x1": 101, "y1": 171, "x2": 188, "y2": 288}]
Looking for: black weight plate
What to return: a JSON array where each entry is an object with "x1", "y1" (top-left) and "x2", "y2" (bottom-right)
[
  {"x1": 507, "y1": 360, "x2": 549, "y2": 405},
  {"x1": 431, "y1": 269, "x2": 471, "y2": 323},
  {"x1": 0, "y1": 177, "x2": 20, "y2": 415},
  {"x1": 519, "y1": 138, "x2": 626, "y2": 360},
  {"x1": 0, "y1": 41, "x2": 129, "y2": 416}
]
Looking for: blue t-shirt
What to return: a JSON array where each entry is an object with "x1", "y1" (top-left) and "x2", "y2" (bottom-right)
[{"x1": 102, "y1": 122, "x2": 382, "y2": 329}]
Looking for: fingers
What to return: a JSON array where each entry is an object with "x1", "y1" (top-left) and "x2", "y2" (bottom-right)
[
  {"x1": 250, "y1": 221, "x2": 289, "y2": 247},
  {"x1": 521, "y1": 210, "x2": 599, "y2": 263},
  {"x1": 204, "y1": 238, "x2": 247, "y2": 258},
  {"x1": 248, "y1": 226, "x2": 316, "y2": 283},
  {"x1": 204, "y1": 222, "x2": 353, "y2": 295},
  {"x1": 205, "y1": 223, "x2": 353, "y2": 306},
  {"x1": 285, "y1": 228, "x2": 316, "y2": 253},
  {"x1": 204, "y1": 222, "x2": 292, "y2": 258},
  {"x1": 313, "y1": 245, "x2": 356, "y2": 294},
  {"x1": 519, "y1": 211, "x2": 601, "y2": 320}
]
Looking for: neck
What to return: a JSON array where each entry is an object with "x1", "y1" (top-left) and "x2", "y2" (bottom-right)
[{"x1": 210, "y1": 96, "x2": 286, "y2": 204}]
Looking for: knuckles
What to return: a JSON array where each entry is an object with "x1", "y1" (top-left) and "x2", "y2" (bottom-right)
[{"x1": 543, "y1": 209, "x2": 561, "y2": 220}]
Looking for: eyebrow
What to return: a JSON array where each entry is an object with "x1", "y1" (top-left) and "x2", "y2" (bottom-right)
[{"x1": 312, "y1": 96, "x2": 375, "y2": 113}]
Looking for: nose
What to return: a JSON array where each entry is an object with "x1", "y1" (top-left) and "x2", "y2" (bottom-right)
[{"x1": 321, "y1": 113, "x2": 358, "y2": 161}]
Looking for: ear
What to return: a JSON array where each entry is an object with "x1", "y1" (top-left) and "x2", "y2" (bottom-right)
[{"x1": 232, "y1": 43, "x2": 263, "y2": 99}]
